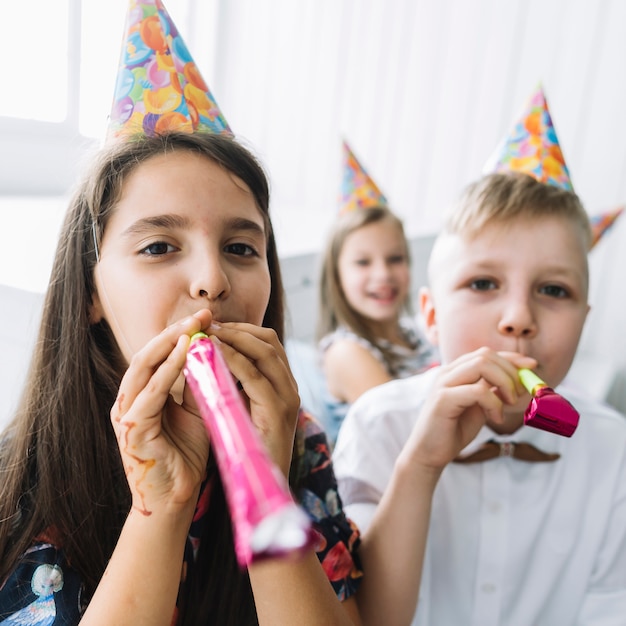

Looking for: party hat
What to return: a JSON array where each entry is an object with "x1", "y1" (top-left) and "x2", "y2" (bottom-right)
[
  {"x1": 484, "y1": 85, "x2": 573, "y2": 191},
  {"x1": 340, "y1": 140, "x2": 389, "y2": 213},
  {"x1": 589, "y1": 206, "x2": 624, "y2": 249},
  {"x1": 108, "y1": 0, "x2": 231, "y2": 140}
]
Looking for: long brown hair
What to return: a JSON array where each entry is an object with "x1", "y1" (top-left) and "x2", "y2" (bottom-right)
[
  {"x1": 316, "y1": 206, "x2": 412, "y2": 370},
  {"x1": 0, "y1": 132, "x2": 285, "y2": 624}
]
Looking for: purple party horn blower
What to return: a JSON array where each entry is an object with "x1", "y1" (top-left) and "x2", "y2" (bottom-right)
[
  {"x1": 184, "y1": 332, "x2": 315, "y2": 567},
  {"x1": 518, "y1": 368, "x2": 579, "y2": 437}
]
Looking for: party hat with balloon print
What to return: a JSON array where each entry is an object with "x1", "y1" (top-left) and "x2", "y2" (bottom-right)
[
  {"x1": 483, "y1": 85, "x2": 573, "y2": 191},
  {"x1": 589, "y1": 206, "x2": 624, "y2": 249},
  {"x1": 339, "y1": 140, "x2": 389, "y2": 213},
  {"x1": 108, "y1": 0, "x2": 231, "y2": 140}
]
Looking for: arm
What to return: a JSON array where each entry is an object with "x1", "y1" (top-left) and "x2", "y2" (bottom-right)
[
  {"x1": 208, "y1": 322, "x2": 361, "y2": 625},
  {"x1": 82, "y1": 312, "x2": 211, "y2": 625},
  {"x1": 355, "y1": 460, "x2": 440, "y2": 625},
  {"x1": 324, "y1": 339, "x2": 392, "y2": 403},
  {"x1": 352, "y1": 348, "x2": 537, "y2": 626},
  {"x1": 250, "y1": 553, "x2": 360, "y2": 626}
]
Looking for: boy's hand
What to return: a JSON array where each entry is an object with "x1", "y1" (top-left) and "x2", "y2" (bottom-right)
[{"x1": 399, "y1": 347, "x2": 537, "y2": 472}]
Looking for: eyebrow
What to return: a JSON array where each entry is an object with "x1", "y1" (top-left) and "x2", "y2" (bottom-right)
[
  {"x1": 121, "y1": 214, "x2": 192, "y2": 239},
  {"x1": 120, "y1": 214, "x2": 266, "y2": 239},
  {"x1": 226, "y1": 216, "x2": 266, "y2": 237},
  {"x1": 471, "y1": 259, "x2": 586, "y2": 281}
]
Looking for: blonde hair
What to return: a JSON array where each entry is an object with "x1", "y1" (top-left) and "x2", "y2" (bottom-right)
[
  {"x1": 444, "y1": 172, "x2": 592, "y2": 248},
  {"x1": 316, "y1": 206, "x2": 411, "y2": 367}
]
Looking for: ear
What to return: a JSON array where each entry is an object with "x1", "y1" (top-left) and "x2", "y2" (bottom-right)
[
  {"x1": 89, "y1": 291, "x2": 104, "y2": 325},
  {"x1": 418, "y1": 286, "x2": 439, "y2": 346}
]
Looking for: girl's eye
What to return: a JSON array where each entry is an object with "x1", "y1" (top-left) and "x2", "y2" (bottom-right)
[
  {"x1": 225, "y1": 242, "x2": 257, "y2": 257},
  {"x1": 139, "y1": 241, "x2": 176, "y2": 256},
  {"x1": 388, "y1": 254, "x2": 407, "y2": 265},
  {"x1": 470, "y1": 278, "x2": 497, "y2": 291},
  {"x1": 355, "y1": 259, "x2": 370, "y2": 267},
  {"x1": 540, "y1": 284, "x2": 569, "y2": 298}
]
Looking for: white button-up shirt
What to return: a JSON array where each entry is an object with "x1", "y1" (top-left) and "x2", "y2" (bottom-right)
[{"x1": 333, "y1": 367, "x2": 626, "y2": 626}]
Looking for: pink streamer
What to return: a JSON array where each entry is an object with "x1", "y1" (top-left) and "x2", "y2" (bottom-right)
[{"x1": 184, "y1": 333, "x2": 314, "y2": 567}]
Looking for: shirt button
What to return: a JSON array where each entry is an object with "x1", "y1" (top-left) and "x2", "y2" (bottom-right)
[{"x1": 481, "y1": 583, "x2": 496, "y2": 594}]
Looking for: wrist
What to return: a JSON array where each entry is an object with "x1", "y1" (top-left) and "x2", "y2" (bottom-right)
[{"x1": 394, "y1": 452, "x2": 443, "y2": 493}]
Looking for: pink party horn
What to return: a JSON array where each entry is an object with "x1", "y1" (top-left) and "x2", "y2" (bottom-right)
[
  {"x1": 518, "y1": 368, "x2": 579, "y2": 437},
  {"x1": 184, "y1": 332, "x2": 314, "y2": 567}
]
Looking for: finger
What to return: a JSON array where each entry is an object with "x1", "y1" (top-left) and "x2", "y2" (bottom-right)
[
  {"x1": 209, "y1": 323, "x2": 298, "y2": 394},
  {"x1": 116, "y1": 334, "x2": 191, "y2": 447},
  {"x1": 434, "y1": 378, "x2": 505, "y2": 425},
  {"x1": 215, "y1": 337, "x2": 300, "y2": 425},
  {"x1": 114, "y1": 315, "x2": 203, "y2": 420},
  {"x1": 496, "y1": 351, "x2": 538, "y2": 393},
  {"x1": 436, "y1": 350, "x2": 521, "y2": 405}
]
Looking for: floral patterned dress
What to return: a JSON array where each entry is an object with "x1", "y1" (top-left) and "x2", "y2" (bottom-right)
[{"x1": 0, "y1": 409, "x2": 362, "y2": 625}]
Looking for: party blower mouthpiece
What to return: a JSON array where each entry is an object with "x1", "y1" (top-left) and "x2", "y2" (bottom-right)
[
  {"x1": 518, "y1": 368, "x2": 579, "y2": 437},
  {"x1": 184, "y1": 332, "x2": 315, "y2": 567}
]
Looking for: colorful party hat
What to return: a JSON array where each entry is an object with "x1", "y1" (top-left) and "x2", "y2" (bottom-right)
[
  {"x1": 484, "y1": 85, "x2": 573, "y2": 191},
  {"x1": 340, "y1": 140, "x2": 389, "y2": 213},
  {"x1": 108, "y1": 0, "x2": 231, "y2": 140},
  {"x1": 589, "y1": 206, "x2": 624, "y2": 249}
]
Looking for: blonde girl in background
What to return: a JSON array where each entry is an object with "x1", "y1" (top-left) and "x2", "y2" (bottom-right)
[{"x1": 316, "y1": 143, "x2": 437, "y2": 444}]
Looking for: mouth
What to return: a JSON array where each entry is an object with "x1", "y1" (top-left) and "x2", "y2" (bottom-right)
[{"x1": 367, "y1": 287, "x2": 398, "y2": 303}]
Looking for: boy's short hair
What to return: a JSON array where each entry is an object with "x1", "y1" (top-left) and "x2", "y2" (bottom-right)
[{"x1": 445, "y1": 172, "x2": 592, "y2": 249}]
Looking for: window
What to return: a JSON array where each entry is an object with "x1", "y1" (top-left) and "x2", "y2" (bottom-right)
[
  {"x1": 1, "y1": 0, "x2": 193, "y2": 136},
  {"x1": 3, "y1": 1, "x2": 70, "y2": 123}
]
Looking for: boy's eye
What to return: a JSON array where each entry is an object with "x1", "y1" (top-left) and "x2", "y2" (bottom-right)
[
  {"x1": 140, "y1": 241, "x2": 176, "y2": 256},
  {"x1": 225, "y1": 242, "x2": 257, "y2": 257},
  {"x1": 470, "y1": 278, "x2": 496, "y2": 291},
  {"x1": 540, "y1": 284, "x2": 569, "y2": 298}
]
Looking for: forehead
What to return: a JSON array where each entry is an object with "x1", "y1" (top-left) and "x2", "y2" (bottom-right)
[
  {"x1": 106, "y1": 150, "x2": 262, "y2": 223},
  {"x1": 342, "y1": 217, "x2": 404, "y2": 247},
  {"x1": 429, "y1": 215, "x2": 589, "y2": 282}
]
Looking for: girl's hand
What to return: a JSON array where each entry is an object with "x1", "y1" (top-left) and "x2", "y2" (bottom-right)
[
  {"x1": 110, "y1": 311, "x2": 212, "y2": 518},
  {"x1": 206, "y1": 322, "x2": 300, "y2": 477},
  {"x1": 400, "y1": 347, "x2": 537, "y2": 473}
]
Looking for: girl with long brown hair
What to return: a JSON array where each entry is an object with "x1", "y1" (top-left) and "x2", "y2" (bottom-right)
[{"x1": 0, "y1": 131, "x2": 363, "y2": 625}]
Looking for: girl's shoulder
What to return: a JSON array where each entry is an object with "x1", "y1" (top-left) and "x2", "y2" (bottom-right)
[
  {"x1": 0, "y1": 532, "x2": 84, "y2": 623},
  {"x1": 319, "y1": 327, "x2": 384, "y2": 363}
]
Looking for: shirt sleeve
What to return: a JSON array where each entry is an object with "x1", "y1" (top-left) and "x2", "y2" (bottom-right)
[
  {"x1": 0, "y1": 542, "x2": 84, "y2": 625},
  {"x1": 292, "y1": 408, "x2": 363, "y2": 601}
]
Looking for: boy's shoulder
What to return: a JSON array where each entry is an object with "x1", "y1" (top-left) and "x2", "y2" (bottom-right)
[{"x1": 561, "y1": 385, "x2": 626, "y2": 442}]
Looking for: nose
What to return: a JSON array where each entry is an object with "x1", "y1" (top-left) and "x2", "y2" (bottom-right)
[
  {"x1": 497, "y1": 297, "x2": 537, "y2": 338},
  {"x1": 190, "y1": 253, "x2": 231, "y2": 302},
  {"x1": 372, "y1": 258, "x2": 392, "y2": 279}
]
